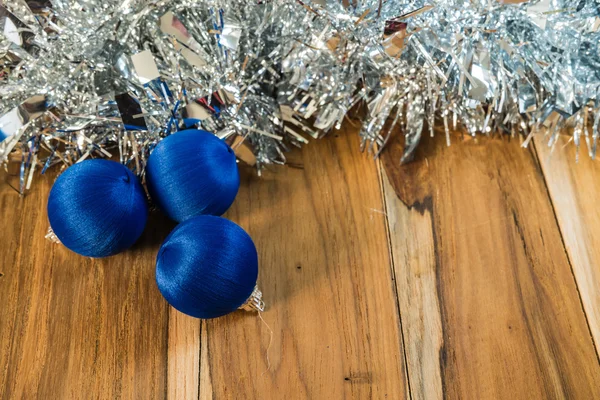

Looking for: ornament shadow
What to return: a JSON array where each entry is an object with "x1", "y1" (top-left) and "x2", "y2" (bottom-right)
[
  {"x1": 222, "y1": 161, "x2": 308, "y2": 310},
  {"x1": 131, "y1": 210, "x2": 178, "y2": 252}
]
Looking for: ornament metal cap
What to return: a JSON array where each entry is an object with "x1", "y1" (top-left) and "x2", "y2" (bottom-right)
[
  {"x1": 45, "y1": 227, "x2": 61, "y2": 244},
  {"x1": 240, "y1": 286, "x2": 265, "y2": 312}
]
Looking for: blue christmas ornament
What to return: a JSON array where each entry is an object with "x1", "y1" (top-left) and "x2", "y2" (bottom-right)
[
  {"x1": 145, "y1": 129, "x2": 240, "y2": 222},
  {"x1": 47, "y1": 159, "x2": 148, "y2": 257},
  {"x1": 155, "y1": 215, "x2": 263, "y2": 319}
]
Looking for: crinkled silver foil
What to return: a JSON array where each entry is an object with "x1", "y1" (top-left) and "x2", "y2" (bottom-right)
[{"x1": 1, "y1": 0, "x2": 599, "y2": 192}]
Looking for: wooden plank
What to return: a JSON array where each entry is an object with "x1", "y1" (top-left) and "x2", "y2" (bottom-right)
[
  {"x1": 167, "y1": 310, "x2": 200, "y2": 399},
  {"x1": 380, "y1": 131, "x2": 600, "y2": 399},
  {"x1": 200, "y1": 128, "x2": 409, "y2": 398},
  {"x1": 534, "y1": 135, "x2": 600, "y2": 355},
  {"x1": 0, "y1": 172, "x2": 172, "y2": 399},
  {"x1": 199, "y1": 321, "x2": 214, "y2": 399},
  {"x1": 378, "y1": 165, "x2": 443, "y2": 400}
]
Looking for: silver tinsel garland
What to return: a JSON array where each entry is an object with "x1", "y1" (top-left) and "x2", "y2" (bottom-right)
[{"x1": 1, "y1": 0, "x2": 599, "y2": 192}]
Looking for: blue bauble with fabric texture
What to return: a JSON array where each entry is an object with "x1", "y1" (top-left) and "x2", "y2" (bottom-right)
[
  {"x1": 145, "y1": 129, "x2": 239, "y2": 222},
  {"x1": 47, "y1": 159, "x2": 148, "y2": 257},
  {"x1": 155, "y1": 215, "x2": 258, "y2": 319}
]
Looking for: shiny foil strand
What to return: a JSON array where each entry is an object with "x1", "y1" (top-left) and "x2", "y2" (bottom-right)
[{"x1": 0, "y1": 0, "x2": 598, "y2": 193}]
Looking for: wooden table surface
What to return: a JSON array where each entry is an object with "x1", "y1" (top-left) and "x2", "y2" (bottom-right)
[{"x1": 1, "y1": 123, "x2": 600, "y2": 399}]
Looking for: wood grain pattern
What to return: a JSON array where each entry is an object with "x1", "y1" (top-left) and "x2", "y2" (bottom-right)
[
  {"x1": 0, "y1": 171, "x2": 173, "y2": 399},
  {"x1": 202, "y1": 130, "x2": 409, "y2": 399},
  {"x1": 2, "y1": 123, "x2": 600, "y2": 399},
  {"x1": 167, "y1": 310, "x2": 200, "y2": 399},
  {"x1": 379, "y1": 166, "x2": 443, "y2": 400},
  {"x1": 380, "y1": 131, "x2": 600, "y2": 399},
  {"x1": 534, "y1": 135, "x2": 600, "y2": 356}
]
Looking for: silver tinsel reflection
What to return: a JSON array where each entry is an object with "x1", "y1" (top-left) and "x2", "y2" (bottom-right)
[{"x1": 1, "y1": 0, "x2": 599, "y2": 192}]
